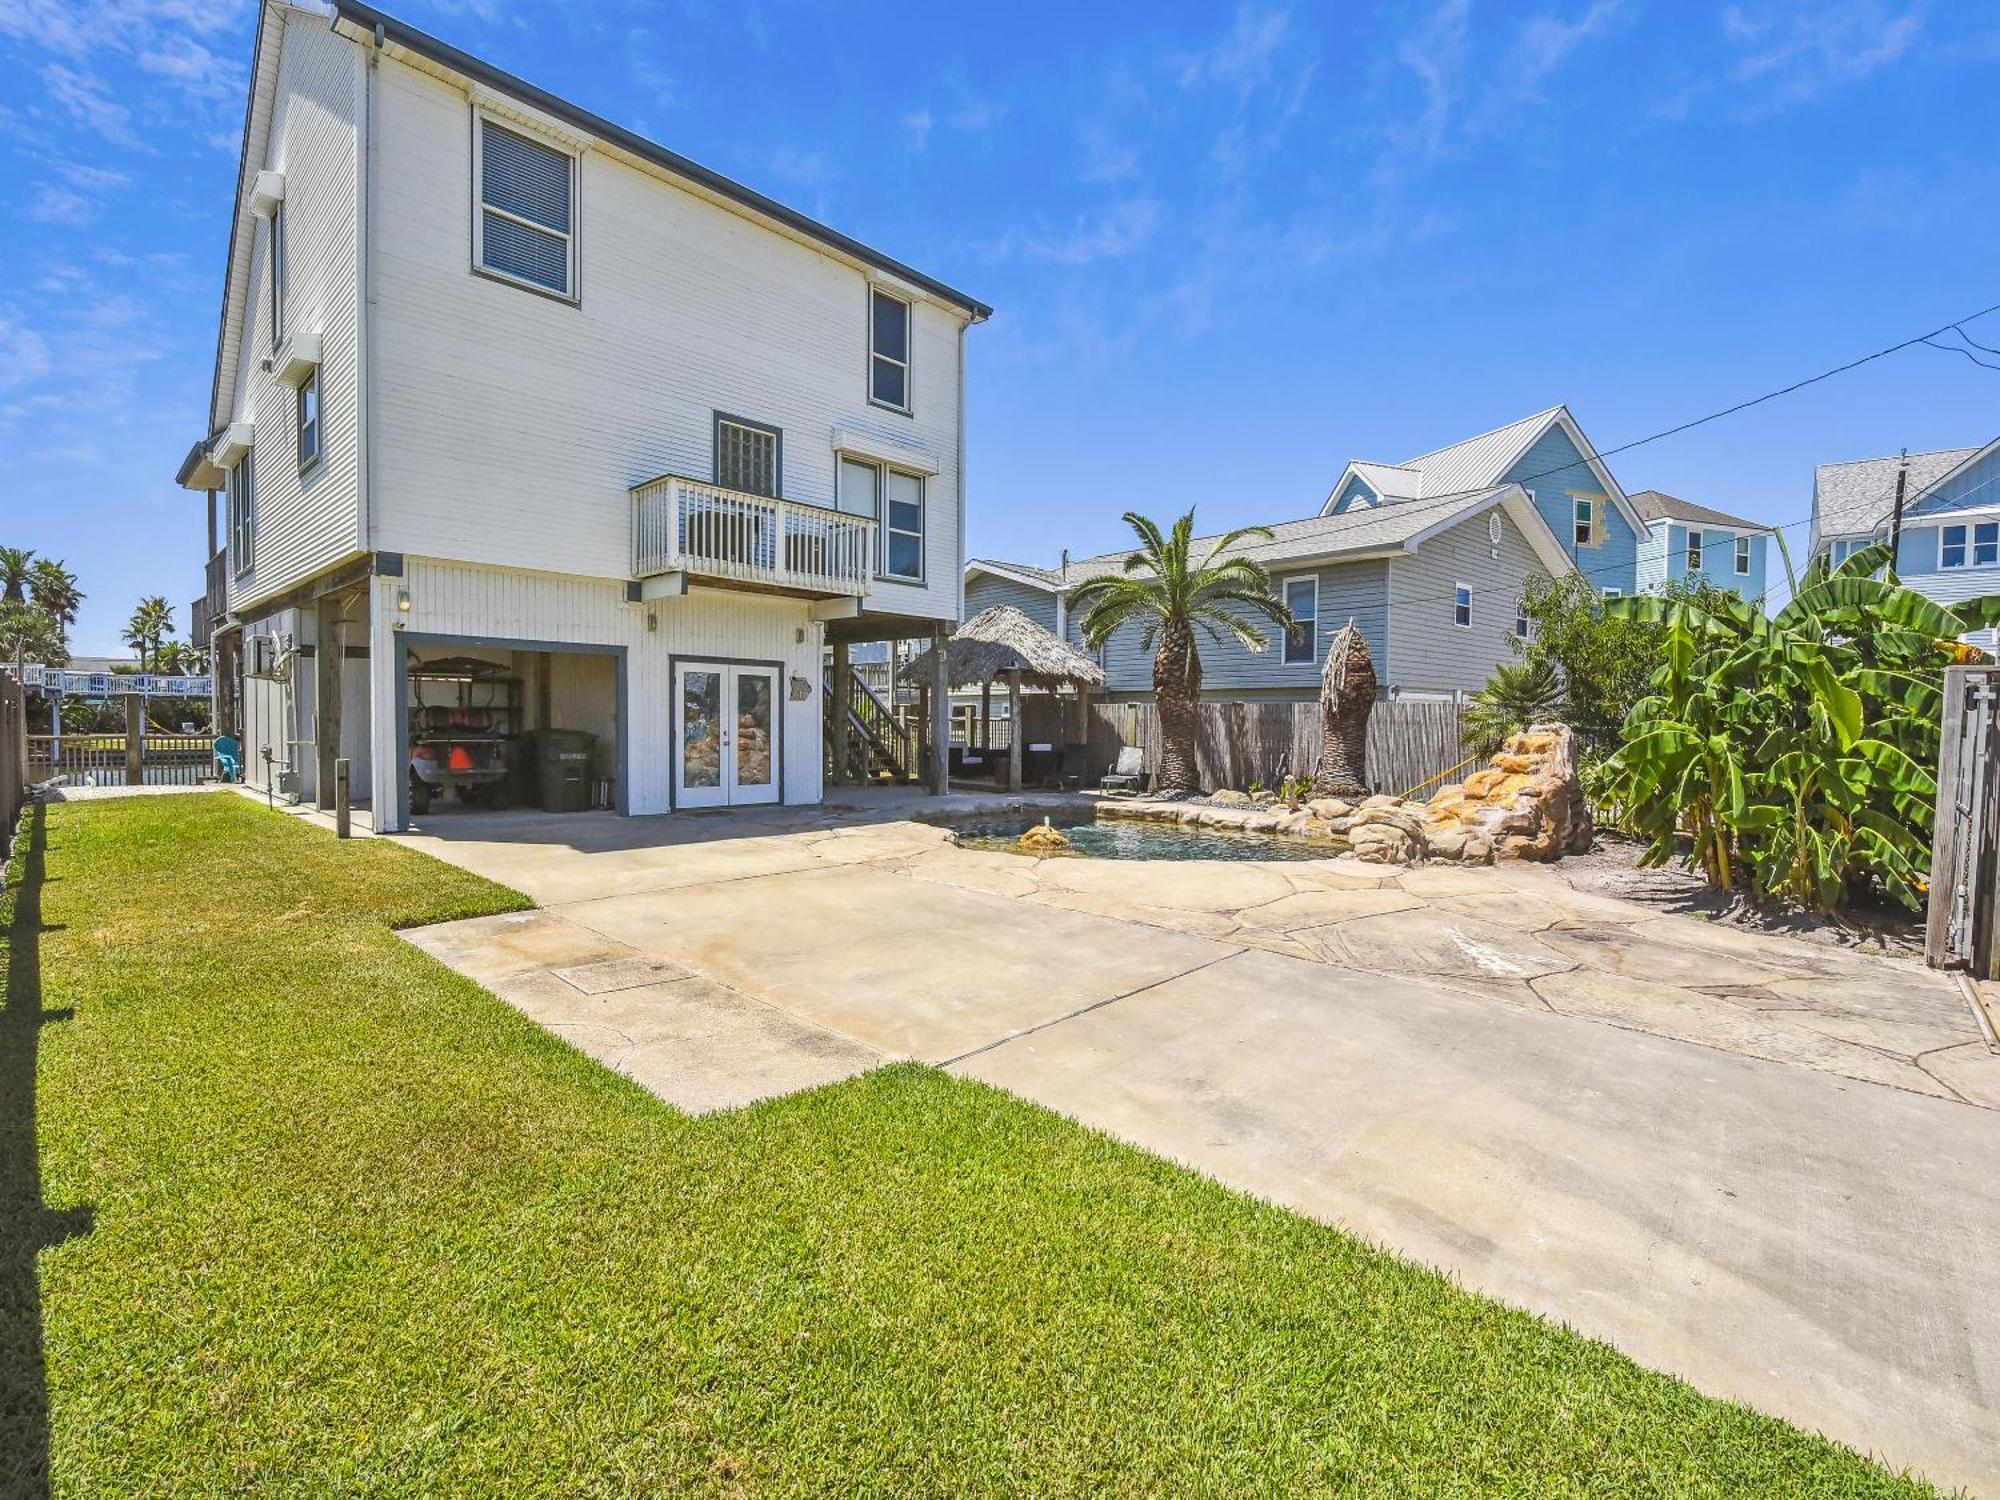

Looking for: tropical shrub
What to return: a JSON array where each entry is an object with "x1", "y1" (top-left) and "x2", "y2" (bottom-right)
[
  {"x1": 1462, "y1": 659, "x2": 1567, "y2": 757},
  {"x1": 1591, "y1": 542, "x2": 2000, "y2": 914}
]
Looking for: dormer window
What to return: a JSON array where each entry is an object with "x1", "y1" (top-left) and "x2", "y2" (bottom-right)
[
  {"x1": 870, "y1": 287, "x2": 910, "y2": 412},
  {"x1": 476, "y1": 117, "x2": 576, "y2": 298}
]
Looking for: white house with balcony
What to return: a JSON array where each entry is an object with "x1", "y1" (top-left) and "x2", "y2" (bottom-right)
[{"x1": 176, "y1": 0, "x2": 988, "y2": 830}]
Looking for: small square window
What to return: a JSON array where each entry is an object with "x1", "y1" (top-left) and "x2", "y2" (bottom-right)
[
  {"x1": 870, "y1": 288, "x2": 910, "y2": 412},
  {"x1": 296, "y1": 369, "x2": 320, "y2": 473},
  {"x1": 1734, "y1": 535, "x2": 1751, "y2": 575},
  {"x1": 1942, "y1": 525, "x2": 1967, "y2": 569},
  {"x1": 1453, "y1": 584, "x2": 1471, "y2": 628},
  {"x1": 1976, "y1": 522, "x2": 1998, "y2": 567},
  {"x1": 714, "y1": 414, "x2": 780, "y2": 497}
]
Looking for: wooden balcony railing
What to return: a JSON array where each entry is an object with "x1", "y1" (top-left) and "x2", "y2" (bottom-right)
[{"x1": 631, "y1": 475, "x2": 872, "y2": 597}]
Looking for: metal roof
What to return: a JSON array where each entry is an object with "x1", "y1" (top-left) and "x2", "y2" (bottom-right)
[
  {"x1": 1812, "y1": 447, "x2": 1981, "y2": 539},
  {"x1": 1397, "y1": 405, "x2": 1568, "y2": 500},
  {"x1": 331, "y1": 0, "x2": 991, "y2": 318},
  {"x1": 1627, "y1": 490, "x2": 1770, "y2": 531}
]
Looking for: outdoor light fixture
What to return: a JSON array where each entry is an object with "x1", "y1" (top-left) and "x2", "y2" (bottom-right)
[{"x1": 396, "y1": 589, "x2": 411, "y2": 612}]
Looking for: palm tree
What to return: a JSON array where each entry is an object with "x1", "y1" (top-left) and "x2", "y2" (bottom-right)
[
  {"x1": 1461, "y1": 658, "x2": 1567, "y2": 757},
  {"x1": 123, "y1": 595, "x2": 177, "y2": 672},
  {"x1": 0, "y1": 600, "x2": 62, "y2": 676},
  {"x1": 1069, "y1": 510, "x2": 1292, "y2": 794},
  {"x1": 28, "y1": 557, "x2": 82, "y2": 646},
  {"x1": 0, "y1": 546, "x2": 33, "y2": 605}
]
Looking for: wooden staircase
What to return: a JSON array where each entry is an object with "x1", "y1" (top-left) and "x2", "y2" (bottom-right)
[{"x1": 824, "y1": 664, "x2": 917, "y2": 783}]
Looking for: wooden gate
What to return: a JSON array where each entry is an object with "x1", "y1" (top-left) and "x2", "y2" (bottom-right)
[{"x1": 1926, "y1": 665, "x2": 2000, "y2": 974}]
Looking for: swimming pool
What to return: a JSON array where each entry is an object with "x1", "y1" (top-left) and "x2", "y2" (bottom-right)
[{"x1": 943, "y1": 811, "x2": 1337, "y2": 862}]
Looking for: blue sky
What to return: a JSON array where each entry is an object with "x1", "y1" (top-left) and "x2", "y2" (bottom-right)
[{"x1": 2, "y1": 0, "x2": 1997, "y2": 655}]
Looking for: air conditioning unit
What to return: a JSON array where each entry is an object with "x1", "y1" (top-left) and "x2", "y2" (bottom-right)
[{"x1": 246, "y1": 631, "x2": 293, "y2": 679}]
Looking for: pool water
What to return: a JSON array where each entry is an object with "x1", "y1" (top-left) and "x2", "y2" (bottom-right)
[{"x1": 946, "y1": 813, "x2": 1335, "y2": 862}]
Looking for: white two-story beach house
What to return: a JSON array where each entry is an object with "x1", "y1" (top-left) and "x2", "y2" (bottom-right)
[{"x1": 179, "y1": 0, "x2": 988, "y2": 830}]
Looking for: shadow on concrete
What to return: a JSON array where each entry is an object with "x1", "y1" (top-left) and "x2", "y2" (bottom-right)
[{"x1": 0, "y1": 806, "x2": 94, "y2": 1498}]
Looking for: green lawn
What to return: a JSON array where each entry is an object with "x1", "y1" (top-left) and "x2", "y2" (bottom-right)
[{"x1": 1, "y1": 794, "x2": 1935, "y2": 1496}]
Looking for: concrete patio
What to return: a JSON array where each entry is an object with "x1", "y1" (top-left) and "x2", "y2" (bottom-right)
[{"x1": 397, "y1": 794, "x2": 2000, "y2": 1494}]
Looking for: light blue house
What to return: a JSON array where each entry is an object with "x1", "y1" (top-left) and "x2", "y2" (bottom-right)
[
  {"x1": 1630, "y1": 490, "x2": 1772, "y2": 603},
  {"x1": 1810, "y1": 437, "x2": 2000, "y2": 640},
  {"x1": 965, "y1": 405, "x2": 1647, "y2": 703}
]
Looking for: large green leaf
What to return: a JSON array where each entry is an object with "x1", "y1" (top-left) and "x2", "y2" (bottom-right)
[{"x1": 1776, "y1": 576, "x2": 1959, "y2": 638}]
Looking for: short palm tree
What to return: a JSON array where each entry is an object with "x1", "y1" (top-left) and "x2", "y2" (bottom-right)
[
  {"x1": 124, "y1": 595, "x2": 177, "y2": 672},
  {"x1": 1462, "y1": 658, "x2": 1567, "y2": 757},
  {"x1": 1068, "y1": 510, "x2": 1292, "y2": 794},
  {"x1": 0, "y1": 546, "x2": 33, "y2": 605}
]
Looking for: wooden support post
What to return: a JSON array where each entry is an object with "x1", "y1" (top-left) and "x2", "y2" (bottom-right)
[
  {"x1": 334, "y1": 757, "x2": 352, "y2": 839},
  {"x1": 1075, "y1": 684, "x2": 1092, "y2": 781},
  {"x1": 929, "y1": 623, "x2": 950, "y2": 795},
  {"x1": 1007, "y1": 669, "x2": 1024, "y2": 792},
  {"x1": 124, "y1": 691, "x2": 143, "y2": 785},
  {"x1": 1927, "y1": 665, "x2": 1971, "y2": 967},
  {"x1": 315, "y1": 595, "x2": 344, "y2": 811},
  {"x1": 980, "y1": 681, "x2": 991, "y2": 753},
  {"x1": 830, "y1": 639, "x2": 852, "y2": 786}
]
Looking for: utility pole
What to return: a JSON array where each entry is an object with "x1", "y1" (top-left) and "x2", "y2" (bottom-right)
[{"x1": 1887, "y1": 447, "x2": 1909, "y2": 567}]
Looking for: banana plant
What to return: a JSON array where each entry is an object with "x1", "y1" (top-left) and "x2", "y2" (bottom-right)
[{"x1": 1592, "y1": 542, "x2": 2000, "y2": 914}]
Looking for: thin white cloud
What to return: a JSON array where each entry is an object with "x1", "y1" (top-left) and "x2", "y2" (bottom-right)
[
  {"x1": 41, "y1": 62, "x2": 141, "y2": 147},
  {"x1": 902, "y1": 108, "x2": 933, "y2": 151},
  {"x1": 1719, "y1": 0, "x2": 1923, "y2": 108},
  {"x1": 983, "y1": 197, "x2": 1164, "y2": 266},
  {"x1": 26, "y1": 184, "x2": 93, "y2": 223},
  {"x1": 1077, "y1": 124, "x2": 1138, "y2": 184}
]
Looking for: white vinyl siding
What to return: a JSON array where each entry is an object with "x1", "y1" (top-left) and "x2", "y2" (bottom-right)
[
  {"x1": 1282, "y1": 576, "x2": 1317, "y2": 664},
  {"x1": 475, "y1": 116, "x2": 576, "y2": 297},
  {"x1": 869, "y1": 287, "x2": 910, "y2": 412}
]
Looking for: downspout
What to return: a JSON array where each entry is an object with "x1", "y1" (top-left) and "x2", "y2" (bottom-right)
[
  {"x1": 955, "y1": 316, "x2": 969, "y2": 623},
  {"x1": 354, "y1": 18, "x2": 381, "y2": 556}
]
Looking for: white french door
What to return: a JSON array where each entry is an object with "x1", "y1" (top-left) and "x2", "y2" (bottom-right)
[{"x1": 674, "y1": 661, "x2": 781, "y2": 808}]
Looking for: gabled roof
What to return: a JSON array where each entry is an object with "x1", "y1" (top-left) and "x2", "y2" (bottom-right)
[
  {"x1": 964, "y1": 558, "x2": 1065, "y2": 592},
  {"x1": 1628, "y1": 490, "x2": 1771, "y2": 533},
  {"x1": 1342, "y1": 461, "x2": 1426, "y2": 502},
  {"x1": 1812, "y1": 445, "x2": 1984, "y2": 540},
  {"x1": 973, "y1": 483, "x2": 1578, "y2": 591},
  {"x1": 1319, "y1": 404, "x2": 1647, "y2": 535}
]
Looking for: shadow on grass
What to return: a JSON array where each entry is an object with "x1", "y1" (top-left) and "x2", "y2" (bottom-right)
[{"x1": 1, "y1": 805, "x2": 94, "y2": 1498}]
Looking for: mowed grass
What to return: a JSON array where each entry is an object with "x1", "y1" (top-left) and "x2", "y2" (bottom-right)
[{"x1": 0, "y1": 794, "x2": 1935, "y2": 1497}]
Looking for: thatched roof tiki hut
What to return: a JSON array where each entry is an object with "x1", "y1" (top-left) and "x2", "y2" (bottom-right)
[{"x1": 900, "y1": 605, "x2": 1106, "y2": 789}]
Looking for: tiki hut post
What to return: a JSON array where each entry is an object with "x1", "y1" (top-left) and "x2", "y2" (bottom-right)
[
  {"x1": 1313, "y1": 617, "x2": 1377, "y2": 799},
  {"x1": 1007, "y1": 668, "x2": 1024, "y2": 790},
  {"x1": 829, "y1": 639, "x2": 852, "y2": 786},
  {"x1": 928, "y1": 622, "x2": 950, "y2": 795},
  {"x1": 980, "y1": 680, "x2": 992, "y2": 755}
]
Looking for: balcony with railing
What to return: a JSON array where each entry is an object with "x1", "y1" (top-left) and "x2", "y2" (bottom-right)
[
  {"x1": 192, "y1": 548, "x2": 229, "y2": 651},
  {"x1": 631, "y1": 475, "x2": 873, "y2": 598}
]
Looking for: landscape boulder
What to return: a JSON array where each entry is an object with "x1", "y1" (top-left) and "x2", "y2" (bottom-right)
[{"x1": 1421, "y1": 724, "x2": 1591, "y2": 862}]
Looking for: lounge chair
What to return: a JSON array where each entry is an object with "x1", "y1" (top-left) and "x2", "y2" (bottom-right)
[
  {"x1": 213, "y1": 734, "x2": 242, "y2": 783},
  {"x1": 1048, "y1": 742, "x2": 1088, "y2": 791},
  {"x1": 1099, "y1": 745, "x2": 1147, "y2": 795}
]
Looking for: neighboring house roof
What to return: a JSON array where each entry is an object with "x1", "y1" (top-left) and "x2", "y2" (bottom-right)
[
  {"x1": 1812, "y1": 446, "x2": 1981, "y2": 541},
  {"x1": 964, "y1": 558, "x2": 1065, "y2": 592},
  {"x1": 1628, "y1": 490, "x2": 1772, "y2": 533},
  {"x1": 1319, "y1": 404, "x2": 1647, "y2": 535},
  {"x1": 972, "y1": 484, "x2": 1577, "y2": 591}
]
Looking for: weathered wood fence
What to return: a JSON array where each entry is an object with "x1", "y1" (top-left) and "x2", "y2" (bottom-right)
[
  {"x1": 1018, "y1": 696, "x2": 1470, "y2": 797},
  {"x1": 1927, "y1": 665, "x2": 2000, "y2": 977},
  {"x1": 1, "y1": 673, "x2": 25, "y2": 848}
]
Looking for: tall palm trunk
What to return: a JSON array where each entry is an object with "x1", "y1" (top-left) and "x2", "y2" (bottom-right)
[{"x1": 1153, "y1": 617, "x2": 1202, "y2": 793}]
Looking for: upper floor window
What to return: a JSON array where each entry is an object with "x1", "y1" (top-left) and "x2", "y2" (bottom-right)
[
  {"x1": 229, "y1": 454, "x2": 256, "y2": 576},
  {"x1": 1685, "y1": 531, "x2": 1703, "y2": 574},
  {"x1": 870, "y1": 288, "x2": 911, "y2": 411},
  {"x1": 1282, "y1": 576, "x2": 1317, "y2": 664},
  {"x1": 477, "y1": 118, "x2": 576, "y2": 298},
  {"x1": 714, "y1": 413, "x2": 780, "y2": 497},
  {"x1": 1941, "y1": 521, "x2": 1999, "y2": 570},
  {"x1": 882, "y1": 470, "x2": 924, "y2": 581},
  {"x1": 296, "y1": 369, "x2": 321, "y2": 473},
  {"x1": 1734, "y1": 535, "x2": 1752, "y2": 575},
  {"x1": 269, "y1": 202, "x2": 286, "y2": 350},
  {"x1": 1600, "y1": 586, "x2": 1622, "y2": 600},
  {"x1": 1452, "y1": 584, "x2": 1471, "y2": 628},
  {"x1": 1572, "y1": 495, "x2": 1595, "y2": 547},
  {"x1": 1515, "y1": 597, "x2": 1532, "y2": 639}
]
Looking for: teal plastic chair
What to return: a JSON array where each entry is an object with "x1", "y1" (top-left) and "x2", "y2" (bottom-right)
[{"x1": 213, "y1": 734, "x2": 242, "y2": 783}]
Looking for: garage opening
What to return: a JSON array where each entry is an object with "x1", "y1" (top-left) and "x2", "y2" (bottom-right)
[{"x1": 403, "y1": 643, "x2": 620, "y2": 819}]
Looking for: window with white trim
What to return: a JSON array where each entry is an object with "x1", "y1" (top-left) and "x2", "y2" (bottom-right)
[
  {"x1": 229, "y1": 453, "x2": 256, "y2": 576},
  {"x1": 1941, "y1": 521, "x2": 1999, "y2": 570},
  {"x1": 881, "y1": 469, "x2": 924, "y2": 581},
  {"x1": 296, "y1": 368, "x2": 320, "y2": 473},
  {"x1": 1452, "y1": 584, "x2": 1471, "y2": 628},
  {"x1": 1515, "y1": 597, "x2": 1531, "y2": 639},
  {"x1": 1282, "y1": 576, "x2": 1317, "y2": 664},
  {"x1": 476, "y1": 117, "x2": 576, "y2": 297},
  {"x1": 1572, "y1": 495, "x2": 1596, "y2": 547},
  {"x1": 714, "y1": 414, "x2": 779, "y2": 497},
  {"x1": 269, "y1": 201, "x2": 286, "y2": 350},
  {"x1": 869, "y1": 288, "x2": 910, "y2": 412},
  {"x1": 1734, "y1": 535, "x2": 1752, "y2": 575},
  {"x1": 1600, "y1": 586, "x2": 1621, "y2": 599},
  {"x1": 1685, "y1": 530, "x2": 1703, "y2": 574}
]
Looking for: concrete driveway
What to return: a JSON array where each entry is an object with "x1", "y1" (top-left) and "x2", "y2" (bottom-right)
[{"x1": 399, "y1": 795, "x2": 2000, "y2": 1494}]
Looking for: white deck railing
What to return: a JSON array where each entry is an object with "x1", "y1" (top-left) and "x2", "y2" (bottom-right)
[{"x1": 631, "y1": 475, "x2": 873, "y2": 596}]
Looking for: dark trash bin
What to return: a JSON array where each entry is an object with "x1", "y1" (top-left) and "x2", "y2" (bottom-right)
[{"x1": 533, "y1": 729, "x2": 597, "y2": 812}]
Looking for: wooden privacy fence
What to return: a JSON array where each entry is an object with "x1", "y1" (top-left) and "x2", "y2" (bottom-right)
[
  {"x1": 1927, "y1": 665, "x2": 2000, "y2": 976},
  {"x1": 1, "y1": 673, "x2": 25, "y2": 848},
  {"x1": 1017, "y1": 695, "x2": 1468, "y2": 796}
]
